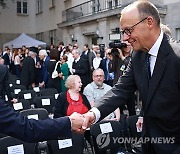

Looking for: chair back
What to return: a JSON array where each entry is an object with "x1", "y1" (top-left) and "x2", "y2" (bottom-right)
[
  {"x1": 11, "y1": 99, "x2": 31, "y2": 112},
  {"x1": 34, "y1": 96, "x2": 56, "y2": 114},
  {"x1": 47, "y1": 132, "x2": 85, "y2": 154},
  {"x1": 20, "y1": 108, "x2": 49, "y2": 120},
  {"x1": 39, "y1": 88, "x2": 58, "y2": 97},
  {"x1": 18, "y1": 90, "x2": 37, "y2": 105},
  {"x1": 0, "y1": 136, "x2": 38, "y2": 154},
  {"x1": 10, "y1": 85, "x2": 26, "y2": 97},
  {"x1": 90, "y1": 120, "x2": 124, "y2": 153}
]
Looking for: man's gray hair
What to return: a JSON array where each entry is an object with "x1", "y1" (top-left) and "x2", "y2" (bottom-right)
[
  {"x1": 73, "y1": 48, "x2": 81, "y2": 55},
  {"x1": 93, "y1": 68, "x2": 104, "y2": 76},
  {"x1": 122, "y1": 0, "x2": 160, "y2": 26}
]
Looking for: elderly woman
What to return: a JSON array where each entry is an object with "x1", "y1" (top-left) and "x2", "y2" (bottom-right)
[{"x1": 54, "y1": 75, "x2": 91, "y2": 118}]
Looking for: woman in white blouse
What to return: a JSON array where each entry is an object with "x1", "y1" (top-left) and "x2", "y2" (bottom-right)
[
  {"x1": 13, "y1": 49, "x2": 22, "y2": 78},
  {"x1": 93, "y1": 50, "x2": 102, "y2": 70}
]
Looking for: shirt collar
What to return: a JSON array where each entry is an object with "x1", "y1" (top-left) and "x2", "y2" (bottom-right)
[
  {"x1": 85, "y1": 50, "x2": 88, "y2": 55},
  {"x1": 43, "y1": 56, "x2": 46, "y2": 62},
  {"x1": 148, "y1": 30, "x2": 163, "y2": 57},
  {"x1": 3, "y1": 51, "x2": 7, "y2": 55},
  {"x1": 92, "y1": 82, "x2": 104, "y2": 89},
  {"x1": 75, "y1": 56, "x2": 80, "y2": 62}
]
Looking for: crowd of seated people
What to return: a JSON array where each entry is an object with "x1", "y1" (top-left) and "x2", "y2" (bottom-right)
[{"x1": 0, "y1": 42, "x2": 140, "y2": 117}]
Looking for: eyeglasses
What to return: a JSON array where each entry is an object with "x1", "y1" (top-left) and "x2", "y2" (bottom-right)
[
  {"x1": 93, "y1": 75, "x2": 104, "y2": 78},
  {"x1": 120, "y1": 17, "x2": 148, "y2": 36}
]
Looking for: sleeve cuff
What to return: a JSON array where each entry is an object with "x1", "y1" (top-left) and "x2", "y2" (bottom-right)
[{"x1": 90, "y1": 107, "x2": 101, "y2": 123}]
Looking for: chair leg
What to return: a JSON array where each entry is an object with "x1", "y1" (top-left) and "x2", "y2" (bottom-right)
[
  {"x1": 90, "y1": 135, "x2": 96, "y2": 154},
  {"x1": 83, "y1": 137, "x2": 92, "y2": 154},
  {"x1": 106, "y1": 149, "x2": 111, "y2": 154}
]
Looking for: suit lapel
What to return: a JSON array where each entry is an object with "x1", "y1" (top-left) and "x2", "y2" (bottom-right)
[{"x1": 145, "y1": 35, "x2": 170, "y2": 111}]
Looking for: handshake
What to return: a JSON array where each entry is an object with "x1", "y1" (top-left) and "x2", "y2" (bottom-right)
[{"x1": 68, "y1": 111, "x2": 95, "y2": 133}]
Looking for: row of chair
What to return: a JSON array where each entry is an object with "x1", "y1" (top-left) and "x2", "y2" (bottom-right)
[
  {"x1": 0, "y1": 111, "x2": 142, "y2": 154},
  {"x1": 6, "y1": 87, "x2": 59, "y2": 115},
  {"x1": 0, "y1": 108, "x2": 86, "y2": 154},
  {"x1": 9, "y1": 85, "x2": 58, "y2": 100},
  {"x1": 9, "y1": 95, "x2": 56, "y2": 114},
  {"x1": 5, "y1": 74, "x2": 142, "y2": 154}
]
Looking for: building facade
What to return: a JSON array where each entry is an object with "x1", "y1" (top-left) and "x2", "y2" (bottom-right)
[{"x1": 0, "y1": 0, "x2": 180, "y2": 49}]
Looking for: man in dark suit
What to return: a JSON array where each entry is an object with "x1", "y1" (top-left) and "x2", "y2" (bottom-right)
[
  {"x1": 99, "y1": 48, "x2": 114, "y2": 87},
  {"x1": 21, "y1": 51, "x2": 36, "y2": 89},
  {"x1": 81, "y1": 44, "x2": 95, "y2": 82},
  {"x1": 2, "y1": 47, "x2": 11, "y2": 68},
  {"x1": 0, "y1": 64, "x2": 17, "y2": 103},
  {"x1": 82, "y1": 1, "x2": 180, "y2": 154},
  {"x1": 0, "y1": 98, "x2": 84, "y2": 142},
  {"x1": 38, "y1": 49, "x2": 50, "y2": 88},
  {"x1": 72, "y1": 48, "x2": 89, "y2": 91}
]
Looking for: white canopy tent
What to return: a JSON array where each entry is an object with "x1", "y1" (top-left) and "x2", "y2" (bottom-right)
[{"x1": 3, "y1": 33, "x2": 46, "y2": 49}]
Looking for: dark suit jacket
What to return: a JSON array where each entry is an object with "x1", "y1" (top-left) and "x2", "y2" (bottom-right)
[
  {"x1": 34, "y1": 55, "x2": 41, "y2": 85},
  {"x1": 0, "y1": 65, "x2": 12, "y2": 100},
  {"x1": 0, "y1": 98, "x2": 71, "y2": 142},
  {"x1": 2, "y1": 53, "x2": 10, "y2": 66},
  {"x1": 41, "y1": 56, "x2": 50, "y2": 86},
  {"x1": 99, "y1": 58, "x2": 108, "y2": 78},
  {"x1": 47, "y1": 60, "x2": 61, "y2": 92},
  {"x1": 72, "y1": 57, "x2": 89, "y2": 88},
  {"x1": 97, "y1": 34, "x2": 180, "y2": 143},
  {"x1": 21, "y1": 56, "x2": 36, "y2": 89},
  {"x1": 81, "y1": 49, "x2": 95, "y2": 70},
  {"x1": 99, "y1": 58, "x2": 112, "y2": 81}
]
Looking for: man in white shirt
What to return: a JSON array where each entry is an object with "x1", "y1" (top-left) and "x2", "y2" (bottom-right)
[{"x1": 82, "y1": 1, "x2": 180, "y2": 154}]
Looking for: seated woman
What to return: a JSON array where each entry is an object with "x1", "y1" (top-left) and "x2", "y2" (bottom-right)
[
  {"x1": 54, "y1": 75, "x2": 91, "y2": 118},
  {"x1": 53, "y1": 75, "x2": 91, "y2": 153}
]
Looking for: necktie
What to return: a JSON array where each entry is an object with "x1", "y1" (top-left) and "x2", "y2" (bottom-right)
[{"x1": 145, "y1": 53, "x2": 151, "y2": 83}]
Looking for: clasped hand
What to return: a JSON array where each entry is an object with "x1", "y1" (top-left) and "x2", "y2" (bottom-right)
[{"x1": 68, "y1": 111, "x2": 96, "y2": 133}]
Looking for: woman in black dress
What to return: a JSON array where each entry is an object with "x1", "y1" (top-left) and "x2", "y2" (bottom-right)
[{"x1": 47, "y1": 49, "x2": 61, "y2": 92}]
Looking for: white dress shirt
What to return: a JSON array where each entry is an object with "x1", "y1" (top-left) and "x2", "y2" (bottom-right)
[{"x1": 148, "y1": 30, "x2": 163, "y2": 76}]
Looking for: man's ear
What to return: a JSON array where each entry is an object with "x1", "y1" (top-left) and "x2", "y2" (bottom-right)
[{"x1": 146, "y1": 16, "x2": 154, "y2": 30}]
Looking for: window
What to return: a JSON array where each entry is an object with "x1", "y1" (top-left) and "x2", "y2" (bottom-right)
[
  {"x1": 92, "y1": 0, "x2": 100, "y2": 13},
  {"x1": 108, "y1": 0, "x2": 112, "y2": 9},
  {"x1": 36, "y1": 32, "x2": 44, "y2": 41},
  {"x1": 17, "y1": 0, "x2": 28, "y2": 14},
  {"x1": 36, "y1": 0, "x2": 43, "y2": 13},
  {"x1": 49, "y1": 0, "x2": 55, "y2": 9},
  {"x1": 49, "y1": 30, "x2": 56, "y2": 45},
  {"x1": 51, "y1": 0, "x2": 55, "y2": 7},
  {"x1": 106, "y1": 0, "x2": 121, "y2": 9},
  {"x1": 176, "y1": 28, "x2": 180, "y2": 42},
  {"x1": 114, "y1": 0, "x2": 119, "y2": 7}
]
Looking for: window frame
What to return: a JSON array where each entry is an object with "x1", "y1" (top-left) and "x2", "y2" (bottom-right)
[
  {"x1": 16, "y1": 0, "x2": 28, "y2": 15},
  {"x1": 176, "y1": 28, "x2": 180, "y2": 42},
  {"x1": 36, "y1": 0, "x2": 43, "y2": 14},
  {"x1": 49, "y1": 29, "x2": 56, "y2": 45}
]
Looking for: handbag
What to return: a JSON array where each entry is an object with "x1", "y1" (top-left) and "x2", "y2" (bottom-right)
[{"x1": 52, "y1": 62, "x2": 59, "y2": 79}]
